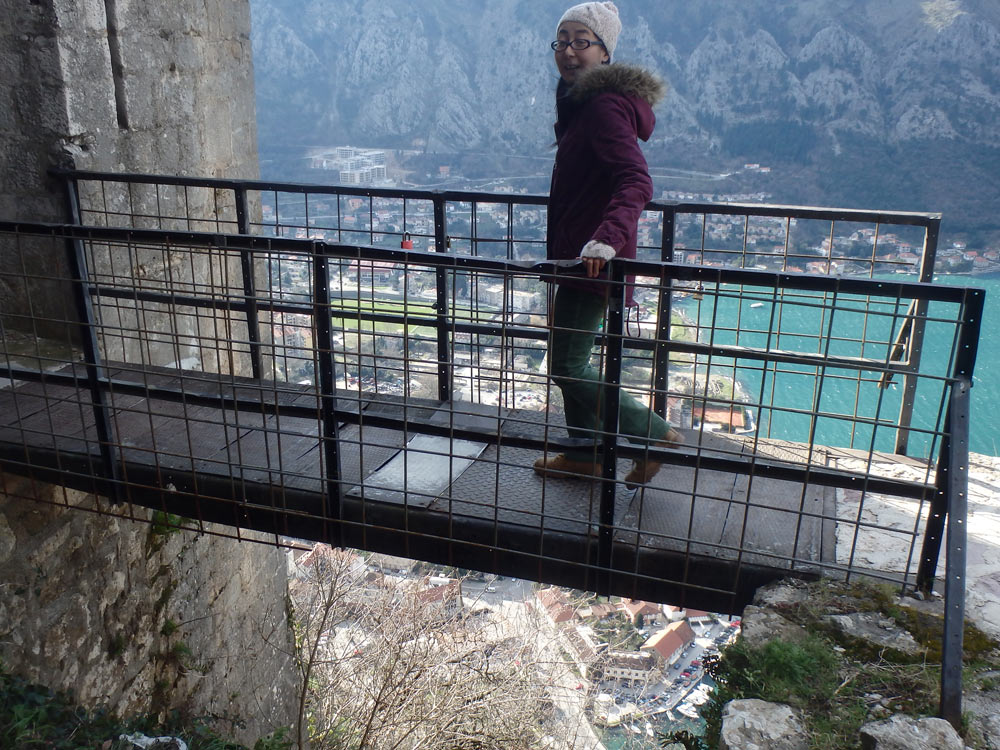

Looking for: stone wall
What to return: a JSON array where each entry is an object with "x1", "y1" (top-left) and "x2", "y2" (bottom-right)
[
  {"x1": 0, "y1": 2, "x2": 296, "y2": 743},
  {"x1": 0, "y1": 0, "x2": 258, "y2": 207},
  {"x1": 1, "y1": 0, "x2": 260, "y2": 346},
  {"x1": 0, "y1": 474, "x2": 298, "y2": 744}
]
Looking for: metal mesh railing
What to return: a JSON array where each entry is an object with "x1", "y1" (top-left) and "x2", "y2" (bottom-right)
[{"x1": 0, "y1": 172, "x2": 983, "y2": 724}]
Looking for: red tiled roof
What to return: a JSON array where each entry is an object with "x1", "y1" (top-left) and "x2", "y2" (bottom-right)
[
  {"x1": 537, "y1": 588, "x2": 576, "y2": 623},
  {"x1": 622, "y1": 599, "x2": 660, "y2": 617},
  {"x1": 694, "y1": 406, "x2": 746, "y2": 429},
  {"x1": 642, "y1": 620, "x2": 695, "y2": 660},
  {"x1": 417, "y1": 580, "x2": 460, "y2": 604},
  {"x1": 589, "y1": 603, "x2": 618, "y2": 619}
]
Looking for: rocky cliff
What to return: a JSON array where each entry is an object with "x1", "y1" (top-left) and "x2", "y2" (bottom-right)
[
  {"x1": 250, "y1": 0, "x2": 1000, "y2": 235},
  {"x1": 683, "y1": 576, "x2": 1000, "y2": 750}
]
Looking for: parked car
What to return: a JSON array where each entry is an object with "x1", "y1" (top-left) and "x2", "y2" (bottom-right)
[{"x1": 690, "y1": 660, "x2": 702, "y2": 667}]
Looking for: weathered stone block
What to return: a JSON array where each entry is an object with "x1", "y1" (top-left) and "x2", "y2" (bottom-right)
[
  {"x1": 859, "y1": 715, "x2": 964, "y2": 750},
  {"x1": 740, "y1": 604, "x2": 810, "y2": 648},
  {"x1": 825, "y1": 612, "x2": 923, "y2": 656},
  {"x1": 753, "y1": 578, "x2": 812, "y2": 608},
  {"x1": 0, "y1": 479, "x2": 297, "y2": 745},
  {"x1": 720, "y1": 698, "x2": 808, "y2": 750},
  {"x1": 983, "y1": 711, "x2": 1000, "y2": 750}
]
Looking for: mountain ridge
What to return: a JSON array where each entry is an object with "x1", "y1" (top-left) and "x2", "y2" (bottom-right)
[{"x1": 250, "y1": 0, "x2": 1000, "y2": 238}]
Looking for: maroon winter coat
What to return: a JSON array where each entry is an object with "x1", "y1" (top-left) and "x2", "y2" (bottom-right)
[{"x1": 547, "y1": 63, "x2": 665, "y2": 303}]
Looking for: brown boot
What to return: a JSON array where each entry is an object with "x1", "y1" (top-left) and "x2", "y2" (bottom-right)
[
  {"x1": 533, "y1": 453, "x2": 601, "y2": 479},
  {"x1": 624, "y1": 428, "x2": 684, "y2": 489}
]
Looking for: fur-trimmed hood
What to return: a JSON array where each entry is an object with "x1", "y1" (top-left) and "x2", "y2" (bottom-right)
[{"x1": 568, "y1": 63, "x2": 666, "y2": 109}]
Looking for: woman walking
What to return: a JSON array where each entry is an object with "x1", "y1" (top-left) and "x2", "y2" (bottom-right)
[{"x1": 534, "y1": 1, "x2": 682, "y2": 488}]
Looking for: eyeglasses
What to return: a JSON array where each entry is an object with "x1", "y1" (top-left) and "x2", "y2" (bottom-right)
[{"x1": 551, "y1": 39, "x2": 606, "y2": 52}]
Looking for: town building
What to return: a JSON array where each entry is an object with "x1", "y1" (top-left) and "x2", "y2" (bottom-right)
[
  {"x1": 534, "y1": 587, "x2": 576, "y2": 626},
  {"x1": 621, "y1": 599, "x2": 665, "y2": 627},
  {"x1": 601, "y1": 650, "x2": 659, "y2": 683},
  {"x1": 312, "y1": 146, "x2": 390, "y2": 185},
  {"x1": 641, "y1": 620, "x2": 697, "y2": 667}
]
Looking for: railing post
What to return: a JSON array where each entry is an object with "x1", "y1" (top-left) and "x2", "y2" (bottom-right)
[
  {"x1": 916, "y1": 432, "x2": 949, "y2": 595},
  {"x1": 234, "y1": 186, "x2": 263, "y2": 380},
  {"x1": 313, "y1": 241, "x2": 343, "y2": 546},
  {"x1": 916, "y1": 287, "x2": 983, "y2": 593},
  {"x1": 597, "y1": 260, "x2": 626, "y2": 596},
  {"x1": 432, "y1": 192, "x2": 452, "y2": 403},
  {"x1": 61, "y1": 176, "x2": 122, "y2": 503},
  {"x1": 939, "y1": 377, "x2": 970, "y2": 731},
  {"x1": 653, "y1": 205, "x2": 677, "y2": 418},
  {"x1": 894, "y1": 218, "x2": 940, "y2": 454}
]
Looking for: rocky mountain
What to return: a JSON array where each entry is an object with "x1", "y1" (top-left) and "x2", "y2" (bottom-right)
[{"x1": 250, "y1": 0, "x2": 1000, "y2": 238}]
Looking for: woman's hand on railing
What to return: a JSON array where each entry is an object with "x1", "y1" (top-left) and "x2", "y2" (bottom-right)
[{"x1": 580, "y1": 240, "x2": 616, "y2": 278}]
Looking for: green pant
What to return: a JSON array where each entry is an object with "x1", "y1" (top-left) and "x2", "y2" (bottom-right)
[{"x1": 549, "y1": 284, "x2": 671, "y2": 461}]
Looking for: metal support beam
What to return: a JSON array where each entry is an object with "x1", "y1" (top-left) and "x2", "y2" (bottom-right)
[
  {"x1": 597, "y1": 263, "x2": 626, "y2": 596},
  {"x1": 432, "y1": 193, "x2": 451, "y2": 402},
  {"x1": 62, "y1": 176, "x2": 122, "y2": 502},
  {"x1": 940, "y1": 377, "x2": 970, "y2": 730},
  {"x1": 313, "y1": 241, "x2": 343, "y2": 546},
  {"x1": 653, "y1": 206, "x2": 676, "y2": 418},
  {"x1": 916, "y1": 286, "x2": 984, "y2": 592},
  {"x1": 234, "y1": 186, "x2": 263, "y2": 380}
]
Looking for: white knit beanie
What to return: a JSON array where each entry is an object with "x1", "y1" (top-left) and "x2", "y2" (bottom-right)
[{"x1": 556, "y1": 2, "x2": 622, "y2": 60}]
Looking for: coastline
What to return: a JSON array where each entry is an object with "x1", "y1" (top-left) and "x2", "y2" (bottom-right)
[
  {"x1": 936, "y1": 268, "x2": 1000, "y2": 280},
  {"x1": 674, "y1": 276, "x2": 998, "y2": 456}
]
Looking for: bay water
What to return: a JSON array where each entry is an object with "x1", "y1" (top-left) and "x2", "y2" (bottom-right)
[{"x1": 676, "y1": 273, "x2": 997, "y2": 458}]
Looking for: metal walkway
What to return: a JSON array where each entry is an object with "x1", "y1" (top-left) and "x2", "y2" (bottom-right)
[
  {"x1": 0, "y1": 359, "x2": 938, "y2": 614},
  {"x1": 0, "y1": 171, "x2": 984, "y2": 725}
]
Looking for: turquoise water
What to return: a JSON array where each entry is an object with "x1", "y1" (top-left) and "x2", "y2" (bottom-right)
[
  {"x1": 598, "y1": 675, "x2": 716, "y2": 749},
  {"x1": 676, "y1": 273, "x2": 997, "y2": 457},
  {"x1": 935, "y1": 273, "x2": 997, "y2": 456}
]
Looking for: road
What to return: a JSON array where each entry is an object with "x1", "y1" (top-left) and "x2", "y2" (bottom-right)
[{"x1": 600, "y1": 619, "x2": 739, "y2": 719}]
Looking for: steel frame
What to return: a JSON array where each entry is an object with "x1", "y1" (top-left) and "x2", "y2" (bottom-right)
[{"x1": 0, "y1": 170, "x2": 983, "y2": 728}]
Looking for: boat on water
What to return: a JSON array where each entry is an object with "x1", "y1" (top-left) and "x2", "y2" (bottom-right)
[
  {"x1": 688, "y1": 690, "x2": 710, "y2": 706},
  {"x1": 675, "y1": 703, "x2": 700, "y2": 719},
  {"x1": 750, "y1": 302, "x2": 764, "y2": 308}
]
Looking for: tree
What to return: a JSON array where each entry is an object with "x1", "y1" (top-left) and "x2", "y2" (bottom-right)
[{"x1": 288, "y1": 548, "x2": 595, "y2": 750}]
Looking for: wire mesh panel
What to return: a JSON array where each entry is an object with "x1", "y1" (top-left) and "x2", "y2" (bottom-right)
[
  {"x1": 0, "y1": 174, "x2": 983, "y2": 618},
  {"x1": 0, "y1": 221, "x2": 982, "y2": 613},
  {"x1": 2, "y1": 172, "x2": 984, "y2": 728}
]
